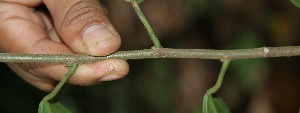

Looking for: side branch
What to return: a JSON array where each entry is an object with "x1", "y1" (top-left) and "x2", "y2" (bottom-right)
[{"x1": 1, "y1": 46, "x2": 300, "y2": 64}]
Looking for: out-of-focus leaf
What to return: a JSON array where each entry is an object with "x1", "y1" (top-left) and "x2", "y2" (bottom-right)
[
  {"x1": 202, "y1": 94, "x2": 231, "y2": 113},
  {"x1": 38, "y1": 99, "x2": 71, "y2": 113},
  {"x1": 124, "y1": 0, "x2": 144, "y2": 4},
  {"x1": 290, "y1": 0, "x2": 300, "y2": 8}
]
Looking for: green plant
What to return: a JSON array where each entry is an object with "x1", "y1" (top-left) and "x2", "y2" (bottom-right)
[
  {"x1": 291, "y1": 0, "x2": 300, "y2": 8},
  {"x1": 1, "y1": 0, "x2": 300, "y2": 112}
]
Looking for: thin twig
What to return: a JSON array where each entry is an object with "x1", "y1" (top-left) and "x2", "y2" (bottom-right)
[
  {"x1": 1, "y1": 46, "x2": 300, "y2": 64},
  {"x1": 42, "y1": 63, "x2": 79, "y2": 101},
  {"x1": 131, "y1": 0, "x2": 162, "y2": 48},
  {"x1": 202, "y1": 60, "x2": 231, "y2": 113},
  {"x1": 38, "y1": 64, "x2": 78, "y2": 113},
  {"x1": 206, "y1": 60, "x2": 230, "y2": 95}
]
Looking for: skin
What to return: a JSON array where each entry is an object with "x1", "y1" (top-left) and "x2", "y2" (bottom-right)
[{"x1": 0, "y1": 0, "x2": 129, "y2": 92}]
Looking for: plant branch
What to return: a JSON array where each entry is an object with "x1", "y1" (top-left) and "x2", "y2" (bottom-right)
[
  {"x1": 1, "y1": 46, "x2": 300, "y2": 64},
  {"x1": 42, "y1": 63, "x2": 79, "y2": 101},
  {"x1": 39, "y1": 64, "x2": 78, "y2": 113},
  {"x1": 131, "y1": 0, "x2": 162, "y2": 48},
  {"x1": 206, "y1": 60, "x2": 230, "y2": 95}
]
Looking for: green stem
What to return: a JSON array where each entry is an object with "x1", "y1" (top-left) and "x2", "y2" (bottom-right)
[
  {"x1": 131, "y1": 0, "x2": 162, "y2": 48},
  {"x1": 42, "y1": 64, "x2": 79, "y2": 101},
  {"x1": 206, "y1": 60, "x2": 231, "y2": 95}
]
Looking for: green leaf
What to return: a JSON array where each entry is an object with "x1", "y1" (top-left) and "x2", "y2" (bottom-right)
[
  {"x1": 290, "y1": 0, "x2": 300, "y2": 8},
  {"x1": 202, "y1": 94, "x2": 231, "y2": 113},
  {"x1": 125, "y1": 0, "x2": 144, "y2": 4},
  {"x1": 38, "y1": 99, "x2": 71, "y2": 113}
]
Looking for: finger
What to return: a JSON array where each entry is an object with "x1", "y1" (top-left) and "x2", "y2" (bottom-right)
[
  {"x1": 18, "y1": 59, "x2": 129, "y2": 86},
  {"x1": 0, "y1": 3, "x2": 129, "y2": 87},
  {"x1": 0, "y1": 0, "x2": 42, "y2": 7},
  {"x1": 54, "y1": 59, "x2": 129, "y2": 85},
  {"x1": 43, "y1": 0, "x2": 121, "y2": 56},
  {"x1": 7, "y1": 63, "x2": 57, "y2": 92},
  {"x1": 36, "y1": 11, "x2": 62, "y2": 42}
]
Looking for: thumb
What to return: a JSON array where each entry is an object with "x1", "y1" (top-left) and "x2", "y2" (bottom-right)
[{"x1": 43, "y1": 0, "x2": 120, "y2": 56}]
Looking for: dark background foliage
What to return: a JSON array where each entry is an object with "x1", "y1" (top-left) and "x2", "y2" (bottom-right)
[{"x1": 1, "y1": 0, "x2": 300, "y2": 112}]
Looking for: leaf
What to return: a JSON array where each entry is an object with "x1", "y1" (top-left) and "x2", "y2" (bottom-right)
[
  {"x1": 124, "y1": 0, "x2": 144, "y2": 4},
  {"x1": 290, "y1": 0, "x2": 300, "y2": 8},
  {"x1": 202, "y1": 94, "x2": 231, "y2": 113},
  {"x1": 38, "y1": 99, "x2": 71, "y2": 113}
]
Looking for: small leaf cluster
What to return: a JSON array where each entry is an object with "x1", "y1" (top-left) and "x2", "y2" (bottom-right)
[{"x1": 39, "y1": 100, "x2": 71, "y2": 113}]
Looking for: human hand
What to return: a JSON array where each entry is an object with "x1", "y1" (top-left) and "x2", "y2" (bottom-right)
[{"x1": 0, "y1": 0, "x2": 129, "y2": 92}]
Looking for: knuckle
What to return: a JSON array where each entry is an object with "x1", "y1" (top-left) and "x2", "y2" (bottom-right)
[{"x1": 60, "y1": 1, "x2": 105, "y2": 31}]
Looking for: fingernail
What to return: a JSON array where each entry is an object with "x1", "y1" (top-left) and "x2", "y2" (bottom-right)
[
  {"x1": 100, "y1": 74, "x2": 120, "y2": 81},
  {"x1": 82, "y1": 25, "x2": 116, "y2": 50}
]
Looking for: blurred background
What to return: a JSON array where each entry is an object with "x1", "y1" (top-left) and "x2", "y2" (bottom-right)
[{"x1": 1, "y1": 0, "x2": 300, "y2": 112}]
